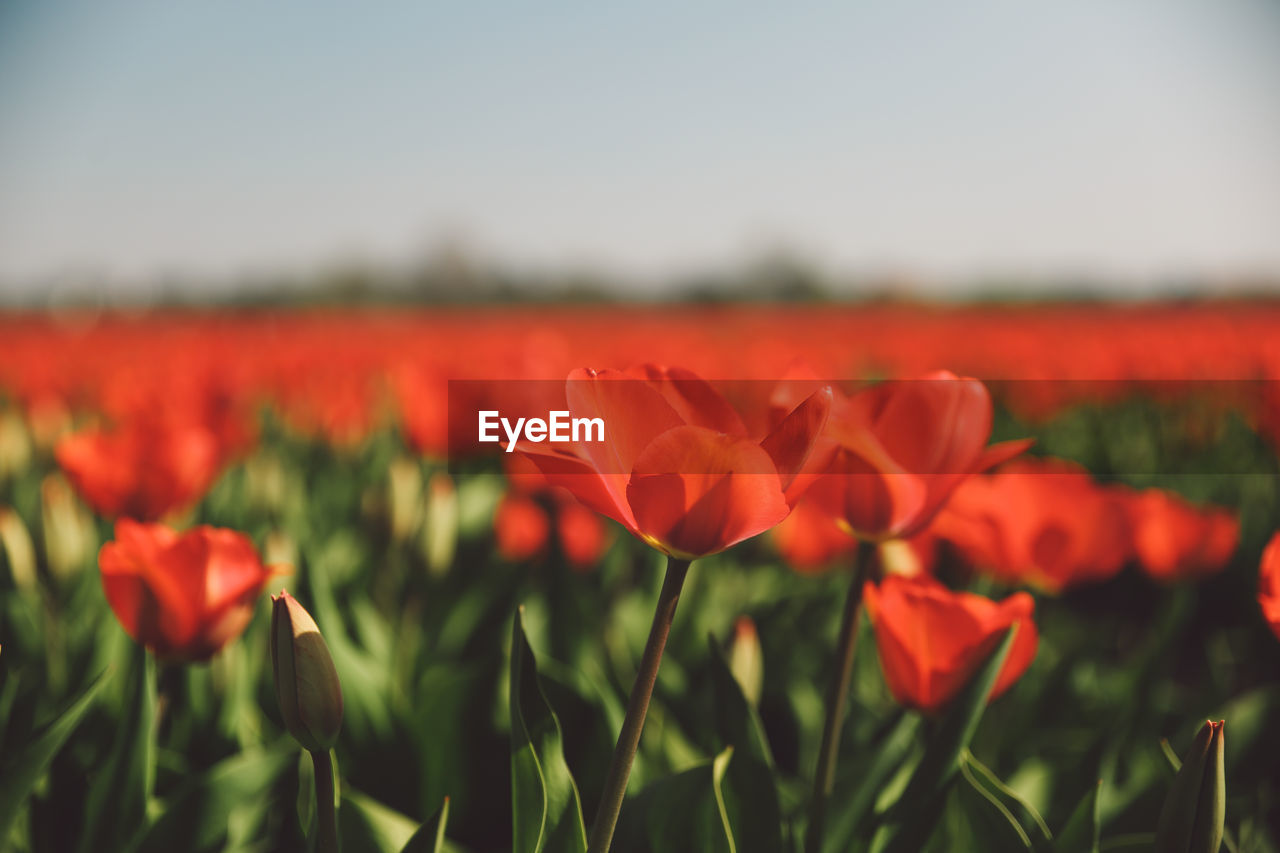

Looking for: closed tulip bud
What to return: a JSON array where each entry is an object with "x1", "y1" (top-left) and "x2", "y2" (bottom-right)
[
  {"x1": 423, "y1": 472, "x2": 458, "y2": 575},
  {"x1": 1155, "y1": 719, "x2": 1225, "y2": 853},
  {"x1": 41, "y1": 474, "x2": 95, "y2": 580},
  {"x1": 0, "y1": 409, "x2": 32, "y2": 483},
  {"x1": 728, "y1": 616, "x2": 764, "y2": 707},
  {"x1": 387, "y1": 456, "x2": 423, "y2": 542},
  {"x1": 0, "y1": 507, "x2": 37, "y2": 594},
  {"x1": 271, "y1": 590, "x2": 343, "y2": 753}
]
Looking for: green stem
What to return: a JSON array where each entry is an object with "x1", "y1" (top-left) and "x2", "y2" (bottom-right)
[
  {"x1": 587, "y1": 556, "x2": 692, "y2": 853},
  {"x1": 311, "y1": 748, "x2": 340, "y2": 853},
  {"x1": 806, "y1": 540, "x2": 875, "y2": 853}
]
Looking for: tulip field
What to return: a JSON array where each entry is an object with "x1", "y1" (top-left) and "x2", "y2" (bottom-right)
[{"x1": 3, "y1": 302, "x2": 1280, "y2": 853}]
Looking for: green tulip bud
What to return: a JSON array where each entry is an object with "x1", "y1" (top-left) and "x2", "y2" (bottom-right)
[
  {"x1": 271, "y1": 590, "x2": 344, "y2": 752},
  {"x1": 1155, "y1": 719, "x2": 1225, "y2": 853}
]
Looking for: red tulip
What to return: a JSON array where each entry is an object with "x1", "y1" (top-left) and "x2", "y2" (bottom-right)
[
  {"x1": 98, "y1": 519, "x2": 274, "y2": 660},
  {"x1": 863, "y1": 574, "x2": 1038, "y2": 714},
  {"x1": 1128, "y1": 489, "x2": 1238, "y2": 582},
  {"x1": 495, "y1": 492, "x2": 551, "y2": 563},
  {"x1": 495, "y1": 456, "x2": 611, "y2": 570},
  {"x1": 802, "y1": 371, "x2": 1030, "y2": 542},
  {"x1": 1259, "y1": 533, "x2": 1280, "y2": 641},
  {"x1": 933, "y1": 458, "x2": 1132, "y2": 593},
  {"x1": 56, "y1": 419, "x2": 224, "y2": 521},
  {"x1": 522, "y1": 365, "x2": 831, "y2": 559}
]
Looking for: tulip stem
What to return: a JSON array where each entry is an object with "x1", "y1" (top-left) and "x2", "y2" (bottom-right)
[
  {"x1": 588, "y1": 555, "x2": 691, "y2": 853},
  {"x1": 310, "y1": 748, "x2": 340, "y2": 853},
  {"x1": 806, "y1": 539, "x2": 875, "y2": 853}
]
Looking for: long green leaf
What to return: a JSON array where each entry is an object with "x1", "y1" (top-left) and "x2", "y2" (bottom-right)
[
  {"x1": 1054, "y1": 781, "x2": 1102, "y2": 853},
  {"x1": 509, "y1": 606, "x2": 588, "y2": 853},
  {"x1": 823, "y1": 712, "x2": 922, "y2": 853},
  {"x1": 127, "y1": 745, "x2": 293, "y2": 853},
  {"x1": 400, "y1": 797, "x2": 450, "y2": 853},
  {"x1": 924, "y1": 761, "x2": 1034, "y2": 852},
  {"x1": 962, "y1": 751, "x2": 1052, "y2": 845},
  {"x1": 341, "y1": 788, "x2": 420, "y2": 853},
  {"x1": 0, "y1": 669, "x2": 110, "y2": 842},
  {"x1": 707, "y1": 634, "x2": 774, "y2": 768},
  {"x1": 78, "y1": 643, "x2": 155, "y2": 853},
  {"x1": 870, "y1": 626, "x2": 1018, "y2": 853},
  {"x1": 627, "y1": 747, "x2": 737, "y2": 853}
]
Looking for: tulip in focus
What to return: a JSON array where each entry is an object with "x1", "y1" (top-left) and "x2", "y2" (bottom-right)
[
  {"x1": 1259, "y1": 533, "x2": 1280, "y2": 642},
  {"x1": 1155, "y1": 720, "x2": 1225, "y2": 853},
  {"x1": 98, "y1": 520, "x2": 275, "y2": 660},
  {"x1": 522, "y1": 365, "x2": 831, "y2": 559},
  {"x1": 863, "y1": 575, "x2": 1038, "y2": 714},
  {"x1": 270, "y1": 590, "x2": 344, "y2": 753}
]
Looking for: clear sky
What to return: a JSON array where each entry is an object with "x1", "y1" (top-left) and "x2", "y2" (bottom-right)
[{"x1": 2, "y1": 0, "x2": 1279, "y2": 300}]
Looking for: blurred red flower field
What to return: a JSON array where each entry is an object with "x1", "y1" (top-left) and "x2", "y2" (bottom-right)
[{"x1": 2, "y1": 301, "x2": 1280, "y2": 853}]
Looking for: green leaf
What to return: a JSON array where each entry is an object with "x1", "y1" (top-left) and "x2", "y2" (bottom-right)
[
  {"x1": 400, "y1": 797, "x2": 450, "y2": 853},
  {"x1": 305, "y1": 541, "x2": 394, "y2": 741},
  {"x1": 716, "y1": 749, "x2": 784, "y2": 853},
  {"x1": 341, "y1": 789, "x2": 420, "y2": 853},
  {"x1": 127, "y1": 745, "x2": 293, "y2": 853},
  {"x1": 0, "y1": 669, "x2": 110, "y2": 842},
  {"x1": 1054, "y1": 781, "x2": 1102, "y2": 853},
  {"x1": 946, "y1": 769, "x2": 1031, "y2": 851},
  {"x1": 870, "y1": 626, "x2": 1018, "y2": 853},
  {"x1": 626, "y1": 747, "x2": 737, "y2": 853},
  {"x1": 707, "y1": 634, "x2": 774, "y2": 768},
  {"x1": 961, "y1": 751, "x2": 1052, "y2": 846},
  {"x1": 823, "y1": 712, "x2": 922, "y2": 853},
  {"x1": 922, "y1": 760, "x2": 1034, "y2": 852},
  {"x1": 509, "y1": 606, "x2": 588, "y2": 853},
  {"x1": 78, "y1": 644, "x2": 155, "y2": 853}
]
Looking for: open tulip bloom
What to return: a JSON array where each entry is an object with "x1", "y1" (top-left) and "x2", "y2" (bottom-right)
[
  {"x1": 516, "y1": 365, "x2": 831, "y2": 852},
  {"x1": 520, "y1": 365, "x2": 832, "y2": 560}
]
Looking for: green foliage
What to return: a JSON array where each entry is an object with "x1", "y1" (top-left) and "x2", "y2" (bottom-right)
[
  {"x1": 509, "y1": 607, "x2": 588, "y2": 853},
  {"x1": 2, "y1": 392, "x2": 1280, "y2": 852},
  {"x1": 0, "y1": 669, "x2": 109, "y2": 844}
]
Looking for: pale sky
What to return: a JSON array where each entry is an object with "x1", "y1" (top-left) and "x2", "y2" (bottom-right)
[{"x1": 2, "y1": 0, "x2": 1280, "y2": 300}]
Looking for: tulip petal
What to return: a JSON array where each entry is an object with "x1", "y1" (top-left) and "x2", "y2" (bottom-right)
[
  {"x1": 760, "y1": 387, "x2": 832, "y2": 496},
  {"x1": 520, "y1": 445, "x2": 638, "y2": 534},
  {"x1": 99, "y1": 521, "x2": 200, "y2": 656},
  {"x1": 626, "y1": 364, "x2": 749, "y2": 436},
  {"x1": 874, "y1": 372, "x2": 993, "y2": 477},
  {"x1": 805, "y1": 447, "x2": 929, "y2": 541},
  {"x1": 627, "y1": 425, "x2": 788, "y2": 558},
  {"x1": 974, "y1": 438, "x2": 1034, "y2": 473},
  {"x1": 565, "y1": 367, "x2": 685, "y2": 476}
]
